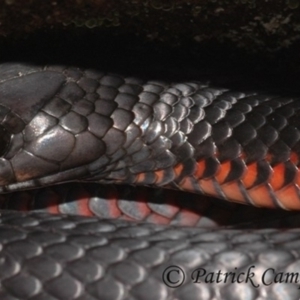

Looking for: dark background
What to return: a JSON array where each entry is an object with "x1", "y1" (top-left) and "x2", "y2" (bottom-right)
[{"x1": 1, "y1": 28, "x2": 300, "y2": 93}]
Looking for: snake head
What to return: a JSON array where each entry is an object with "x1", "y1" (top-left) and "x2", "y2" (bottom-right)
[{"x1": 0, "y1": 63, "x2": 115, "y2": 192}]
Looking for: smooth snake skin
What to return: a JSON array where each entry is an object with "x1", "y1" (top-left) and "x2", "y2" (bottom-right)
[{"x1": 0, "y1": 63, "x2": 300, "y2": 299}]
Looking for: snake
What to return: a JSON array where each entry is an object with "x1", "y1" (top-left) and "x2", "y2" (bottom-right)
[{"x1": 1, "y1": 62, "x2": 300, "y2": 299}]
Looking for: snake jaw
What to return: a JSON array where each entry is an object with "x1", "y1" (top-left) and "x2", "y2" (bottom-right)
[{"x1": 0, "y1": 128, "x2": 108, "y2": 192}]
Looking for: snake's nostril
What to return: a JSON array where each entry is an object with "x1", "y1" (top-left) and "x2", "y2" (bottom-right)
[{"x1": 0, "y1": 125, "x2": 11, "y2": 157}]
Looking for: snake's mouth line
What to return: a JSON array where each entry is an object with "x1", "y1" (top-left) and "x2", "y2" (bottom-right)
[{"x1": 0, "y1": 165, "x2": 90, "y2": 193}]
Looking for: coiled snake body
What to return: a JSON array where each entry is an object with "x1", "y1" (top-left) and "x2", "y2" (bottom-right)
[{"x1": 0, "y1": 63, "x2": 300, "y2": 299}]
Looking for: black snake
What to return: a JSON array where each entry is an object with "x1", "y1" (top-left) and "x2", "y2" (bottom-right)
[{"x1": 0, "y1": 62, "x2": 300, "y2": 299}]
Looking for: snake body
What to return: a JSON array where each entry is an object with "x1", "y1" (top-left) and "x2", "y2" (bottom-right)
[{"x1": 1, "y1": 63, "x2": 300, "y2": 299}]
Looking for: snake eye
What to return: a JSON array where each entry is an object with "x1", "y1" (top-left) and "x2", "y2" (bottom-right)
[{"x1": 0, "y1": 126, "x2": 11, "y2": 157}]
